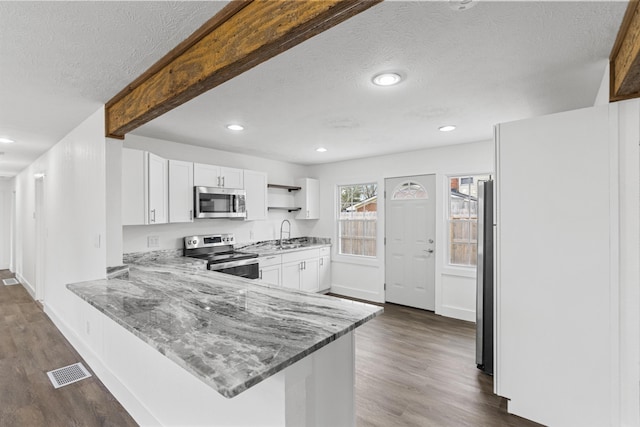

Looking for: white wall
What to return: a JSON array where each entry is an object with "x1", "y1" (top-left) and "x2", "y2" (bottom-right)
[
  {"x1": 121, "y1": 134, "x2": 316, "y2": 253},
  {"x1": 306, "y1": 140, "x2": 494, "y2": 319},
  {"x1": 13, "y1": 107, "x2": 106, "y2": 323},
  {"x1": 0, "y1": 179, "x2": 13, "y2": 270}
]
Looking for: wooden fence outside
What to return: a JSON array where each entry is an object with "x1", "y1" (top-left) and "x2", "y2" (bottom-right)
[{"x1": 339, "y1": 212, "x2": 376, "y2": 256}]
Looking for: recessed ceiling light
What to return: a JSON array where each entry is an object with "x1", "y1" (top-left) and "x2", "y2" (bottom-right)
[
  {"x1": 449, "y1": 0, "x2": 476, "y2": 11},
  {"x1": 372, "y1": 72, "x2": 402, "y2": 87},
  {"x1": 439, "y1": 125, "x2": 457, "y2": 132},
  {"x1": 0, "y1": 137, "x2": 15, "y2": 144},
  {"x1": 226, "y1": 124, "x2": 244, "y2": 131},
  {"x1": 316, "y1": 147, "x2": 328, "y2": 153}
]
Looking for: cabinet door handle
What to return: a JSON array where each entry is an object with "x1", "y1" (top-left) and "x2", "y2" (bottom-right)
[
  {"x1": 189, "y1": 209, "x2": 193, "y2": 221},
  {"x1": 222, "y1": 176, "x2": 225, "y2": 187},
  {"x1": 217, "y1": 176, "x2": 221, "y2": 187},
  {"x1": 259, "y1": 270, "x2": 263, "y2": 280},
  {"x1": 150, "y1": 209, "x2": 156, "y2": 223}
]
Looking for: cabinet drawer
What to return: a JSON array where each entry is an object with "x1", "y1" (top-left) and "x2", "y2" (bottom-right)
[
  {"x1": 259, "y1": 255, "x2": 282, "y2": 267},
  {"x1": 319, "y1": 246, "x2": 330, "y2": 257},
  {"x1": 281, "y1": 248, "x2": 320, "y2": 264}
]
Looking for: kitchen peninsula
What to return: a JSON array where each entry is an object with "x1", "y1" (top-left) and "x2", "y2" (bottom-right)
[{"x1": 67, "y1": 251, "x2": 382, "y2": 426}]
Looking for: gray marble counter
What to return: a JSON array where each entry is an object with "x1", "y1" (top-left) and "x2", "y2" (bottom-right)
[
  {"x1": 238, "y1": 236, "x2": 331, "y2": 256},
  {"x1": 67, "y1": 253, "x2": 381, "y2": 399}
]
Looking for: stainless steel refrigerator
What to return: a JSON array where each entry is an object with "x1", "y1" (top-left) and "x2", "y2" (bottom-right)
[{"x1": 476, "y1": 179, "x2": 494, "y2": 375}]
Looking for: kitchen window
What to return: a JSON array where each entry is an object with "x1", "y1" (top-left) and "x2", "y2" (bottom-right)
[
  {"x1": 338, "y1": 183, "x2": 377, "y2": 257},
  {"x1": 448, "y1": 175, "x2": 490, "y2": 266}
]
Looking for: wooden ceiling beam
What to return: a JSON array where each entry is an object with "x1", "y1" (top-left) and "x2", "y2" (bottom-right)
[
  {"x1": 105, "y1": 0, "x2": 382, "y2": 139},
  {"x1": 611, "y1": 0, "x2": 640, "y2": 102}
]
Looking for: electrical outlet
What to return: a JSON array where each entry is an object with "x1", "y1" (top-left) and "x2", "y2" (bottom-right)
[{"x1": 147, "y1": 235, "x2": 159, "y2": 248}]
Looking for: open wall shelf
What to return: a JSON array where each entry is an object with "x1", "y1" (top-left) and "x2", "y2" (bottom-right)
[
  {"x1": 267, "y1": 184, "x2": 301, "y2": 192},
  {"x1": 267, "y1": 206, "x2": 302, "y2": 212}
]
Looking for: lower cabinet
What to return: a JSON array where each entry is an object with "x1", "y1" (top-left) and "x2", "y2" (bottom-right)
[
  {"x1": 259, "y1": 255, "x2": 282, "y2": 286},
  {"x1": 268, "y1": 247, "x2": 330, "y2": 293},
  {"x1": 319, "y1": 247, "x2": 331, "y2": 292}
]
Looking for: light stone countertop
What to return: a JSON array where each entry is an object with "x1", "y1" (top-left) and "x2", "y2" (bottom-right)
[
  {"x1": 237, "y1": 237, "x2": 331, "y2": 257},
  {"x1": 67, "y1": 252, "x2": 382, "y2": 399}
]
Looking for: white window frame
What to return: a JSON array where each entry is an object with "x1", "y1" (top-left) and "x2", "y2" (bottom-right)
[
  {"x1": 334, "y1": 181, "x2": 380, "y2": 266},
  {"x1": 446, "y1": 173, "x2": 490, "y2": 270}
]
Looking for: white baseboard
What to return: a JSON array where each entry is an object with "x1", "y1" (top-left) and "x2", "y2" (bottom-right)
[
  {"x1": 44, "y1": 303, "x2": 159, "y2": 426},
  {"x1": 438, "y1": 305, "x2": 475, "y2": 322},
  {"x1": 15, "y1": 273, "x2": 35, "y2": 299},
  {"x1": 330, "y1": 284, "x2": 384, "y2": 303}
]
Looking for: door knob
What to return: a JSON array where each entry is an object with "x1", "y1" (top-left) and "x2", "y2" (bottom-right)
[{"x1": 424, "y1": 249, "x2": 434, "y2": 253}]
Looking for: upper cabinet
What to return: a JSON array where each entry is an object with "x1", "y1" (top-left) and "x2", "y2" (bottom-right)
[
  {"x1": 295, "y1": 178, "x2": 320, "y2": 219},
  {"x1": 122, "y1": 148, "x2": 168, "y2": 225},
  {"x1": 244, "y1": 170, "x2": 267, "y2": 221},
  {"x1": 168, "y1": 159, "x2": 194, "y2": 223},
  {"x1": 194, "y1": 163, "x2": 243, "y2": 189}
]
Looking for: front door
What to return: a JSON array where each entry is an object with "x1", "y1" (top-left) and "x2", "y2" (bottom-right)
[{"x1": 385, "y1": 174, "x2": 436, "y2": 310}]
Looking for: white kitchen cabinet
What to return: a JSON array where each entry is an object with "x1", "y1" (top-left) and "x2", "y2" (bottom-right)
[
  {"x1": 259, "y1": 255, "x2": 282, "y2": 286},
  {"x1": 122, "y1": 148, "x2": 167, "y2": 225},
  {"x1": 281, "y1": 248, "x2": 320, "y2": 291},
  {"x1": 168, "y1": 159, "x2": 194, "y2": 223},
  {"x1": 244, "y1": 170, "x2": 267, "y2": 221},
  {"x1": 122, "y1": 148, "x2": 146, "y2": 225},
  {"x1": 194, "y1": 163, "x2": 244, "y2": 189},
  {"x1": 281, "y1": 260, "x2": 302, "y2": 290},
  {"x1": 300, "y1": 257, "x2": 320, "y2": 292},
  {"x1": 147, "y1": 152, "x2": 168, "y2": 224},
  {"x1": 295, "y1": 178, "x2": 320, "y2": 219},
  {"x1": 318, "y1": 247, "x2": 331, "y2": 292}
]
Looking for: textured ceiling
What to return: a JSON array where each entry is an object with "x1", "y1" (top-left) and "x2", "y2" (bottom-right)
[
  {"x1": 134, "y1": 1, "x2": 626, "y2": 165},
  {"x1": 0, "y1": 1, "x2": 227, "y2": 176},
  {"x1": 0, "y1": 1, "x2": 628, "y2": 175}
]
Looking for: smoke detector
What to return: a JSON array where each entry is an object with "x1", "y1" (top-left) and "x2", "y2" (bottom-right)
[{"x1": 450, "y1": 0, "x2": 476, "y2": 11}]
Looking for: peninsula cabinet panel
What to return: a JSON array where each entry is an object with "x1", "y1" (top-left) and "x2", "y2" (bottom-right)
[{"x1": 168, "y1": 159, "x2": 194, "y2": 223}]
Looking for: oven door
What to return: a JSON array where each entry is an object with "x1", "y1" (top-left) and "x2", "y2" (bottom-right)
[{"x1": 209, "y1": 259, "x2": 259, "y2": 279}]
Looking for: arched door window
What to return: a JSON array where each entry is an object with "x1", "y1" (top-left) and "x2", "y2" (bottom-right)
[{"x1": 391, "y1": 181, "x2": 428, "y2": 200}]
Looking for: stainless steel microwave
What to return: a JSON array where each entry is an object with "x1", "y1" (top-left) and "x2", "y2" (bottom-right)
[{"x1": 194, "y1": 186, "x2": 246, "y2": 219}]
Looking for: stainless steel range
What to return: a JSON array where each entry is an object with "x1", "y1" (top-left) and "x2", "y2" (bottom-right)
[{"x1": 183, "y1": 234, "x2": 259, "y2": 279}]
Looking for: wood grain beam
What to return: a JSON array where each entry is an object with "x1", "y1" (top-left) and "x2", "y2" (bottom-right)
[
  {"x1": 105, "y1": 0, "x2": 382, "y2": 139},
  {"x1": 610, "y1": 0, "x2": 640, "y2": 102}
]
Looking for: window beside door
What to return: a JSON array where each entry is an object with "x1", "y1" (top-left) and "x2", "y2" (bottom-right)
[
  {"x1": 448, "y1": 175, "x2": 490, "y2": 266},
  {"x1": 338, "y1": 183, "x2": 377, "y2": 257}
]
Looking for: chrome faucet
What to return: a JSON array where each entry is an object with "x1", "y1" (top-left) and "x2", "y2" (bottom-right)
[{"x1": 279, "y1": 219, "x2": 291, "y2": 247}]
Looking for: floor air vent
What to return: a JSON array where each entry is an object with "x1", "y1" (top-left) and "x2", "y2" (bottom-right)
[
  {"x1": 2, "y1": 278, "x2": 19, "y2": 286},
  {"x1": 47, "y1": 362, "x2": 92, "y2": 389}
]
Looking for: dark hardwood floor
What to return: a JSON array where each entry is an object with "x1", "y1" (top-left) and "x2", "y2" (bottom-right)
[
  {"x1": 1, "y1": 271, "x2": 541, "y2": 426},
  {"x1": 0, "y1": 270, "x2": 137, "y2": 427},
  {"x1": 353, "y1": 301, "x2": 543, "y2": 427}
]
